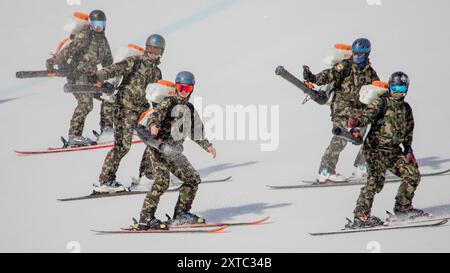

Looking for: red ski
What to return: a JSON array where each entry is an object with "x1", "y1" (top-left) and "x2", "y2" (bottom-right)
[
  {"x1": 169, "y1": 216, "x2": 271, "y2": 229},
  {"x1": 15, "y1": 139, "x2": 143, "y2": 155},
  {"x1": 92, "y1": 225, "x2": 227, "y2": 235}
]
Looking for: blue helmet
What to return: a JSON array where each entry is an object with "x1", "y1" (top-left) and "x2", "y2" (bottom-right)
[
  {"x1": 352, "y1": 38, "x2": 371, "y2": 65},
  {"x1": 175, "y1": 71, "x2": 195, "y2": 85}
]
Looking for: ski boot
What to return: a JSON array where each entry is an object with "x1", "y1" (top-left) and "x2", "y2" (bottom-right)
[
  {"x1": 167, "y1": 211, "x2": 206, "y2": 226},
  {"x1": 345, "y1": 214, "x2": 384, "y2": 229},
  {"x1": 95, "y1": 126, "x2": 114, "y2": 144},
  {"x1": 317, "y1": 168, "x2": 347, "y2": 183},
  {"x1": 129, "y1": 217, "x2": 168, "y2": 231},
  {"x1": 66, "y1": 135, "x2": 97, "y2": 148},
  {"x1": 93, "y1": 181, "x2": 127, "y2": 194},
  {"x1": 392, "y1": 207, "x2": 431, "y2": 221}
]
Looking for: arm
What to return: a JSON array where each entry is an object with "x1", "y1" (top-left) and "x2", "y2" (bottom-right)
[
  {"x1": 55, "y1": 31, "x2": 89, "y2": 64},
  {"x1": 403, "y1": 103, "x2": 415, "y2": 151},
  {"x1": 149, "y1": 97, "x2": 174, "y2": 130},
  {"x1": 312, "y1": 61, "x2": 349, "y2": 86},
  {"x1": 350, "y1": 97, "x2": 385, "y2": 127},
  {"x1": 190, "y1": 106, "x2": 213, "y2": 151},
  {"x1": 101, "y1": 39, "x2": 114, "y2": 67},
  {"x1": 98, "y1": 56, "x2": 137, "y2": 80}
]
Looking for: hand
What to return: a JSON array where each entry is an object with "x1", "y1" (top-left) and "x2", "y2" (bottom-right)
[
  {"x1": 347, "y1": 117, "x2": 358, "y2": 129},
  {"x1": 207, "y1": 146, "x2": 217, "y2": 159},
  {"x1": 46, "y1": 57, "x2": 56, "y2": 70},
  {"x1": 150, "y1": 125, "x2": 160, "y2": 136},
  {"x1": 303, "y1": 65, "x2": 315, "y2": 82},
  {"x1": 96, "y1": 70, "x2": 108, "y2": 82},
  {"x1": 405, "y1": 148, "x2": 418, "y2": 167}
]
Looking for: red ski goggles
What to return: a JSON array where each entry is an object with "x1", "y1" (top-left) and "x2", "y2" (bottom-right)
[{"x1": 176, "y1": 83, "x2": 194, "y2": 93}]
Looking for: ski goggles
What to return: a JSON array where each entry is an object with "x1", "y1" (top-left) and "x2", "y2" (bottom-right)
[
  {"x1": 90, "y1": 20, "x2": 106, "y2": 31},
  {"x1": 389, "y1": 84, "x2": 408, "y2": 93},
  {"x1": 176, "y1": 83, "x2": 194, "y2": 93}
]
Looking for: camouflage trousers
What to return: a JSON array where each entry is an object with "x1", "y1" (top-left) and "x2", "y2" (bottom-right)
[
  {"x1": 99, "y1": 106, "x2": 140, "y2": 184},
  {"x1": 139, "y1": 147, "x2": 154, "y2": 178},
  {"x1": 354, "y1": 146, "x2": 421, "y2": 217},
  {"x1": 319, "y1": 117, "x2": 365, "y2": 173},
  {"x1": 68, "y1": 93, "x2": 114, "y2": 137},
  {"x1": 139, "y1": 147, "x2": 201, "y2": 222}
]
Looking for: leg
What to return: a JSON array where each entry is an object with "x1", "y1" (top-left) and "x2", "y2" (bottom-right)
[
  {"x1": 98, "y1": 108, "x2": 139, "y2": 184},
  {"x1": 138, "y1": 146, "x2": 154, "y2": 178},
  {"x1": 354, "y1": 149, "x2": 387, "y2": 218},
  {"x1": 318, "y1": 119, "x2": 349, "y2": 173},
  {"x1": 388, "y1": 154, "x2": 421, "y2": 213},
  {"x1": 139, "y1": 148, "x2": 171, "y2": 222},
  {"x1": 68, "y1": 93, "x2": 94, "y2": 137},
  {"x1": 168, "y1": 154, "x2": 202, "y2": 215},
  {"x1": 99, "y1": 100, "x2": 115, "y2": 130},
  {"x1": 319, "y1": 136, "x2": 348, "y2": 173}
]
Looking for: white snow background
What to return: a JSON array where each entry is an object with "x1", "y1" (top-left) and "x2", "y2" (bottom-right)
[{"x1": 0, "y1": 0, "x2": 449, "y2": 252}]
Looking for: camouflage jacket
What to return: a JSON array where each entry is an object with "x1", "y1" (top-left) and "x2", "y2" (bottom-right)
[
  {"x1": 149, "y1": 95, "x2": 212, "y2": 151},
  {"x1": 101, "y1": 55, "x2": 162, "y2": 113},
  {"x1": 56, "y1": 26, "x2": 113, "y2": 82},
  {"x1": 354, "y1": 95, "x2": 414, "y2": 151},
  {"x1": 314, "y1": 59, "x2": 379, "y2": 119}
]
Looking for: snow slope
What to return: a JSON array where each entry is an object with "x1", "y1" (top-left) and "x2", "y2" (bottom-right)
[{"x1": 1, "y1": 0, "x2": 450, "y2": 252}]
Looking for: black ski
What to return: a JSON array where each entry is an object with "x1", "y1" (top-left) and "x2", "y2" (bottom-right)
[
  {"x1": 267, "y1": 168, "x2": 450, "y2": 190},
  {"x1": 309, "y1": 219, "x2": 448, "y2": 236},
  {"x1": 57, "y1": 176, "x2": 232, "y2": 202}
]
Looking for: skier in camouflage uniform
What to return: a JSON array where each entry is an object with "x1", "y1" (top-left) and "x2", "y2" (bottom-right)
[
  {"x1": 91, "y1": 34, "x2": 165, "y2": 193},
  {"x1": 131, "y1": 71, "x2": 217, "y2": 231},
  {"x1": 345, "y1": 72, "x2": 427, "y2": 229},
  {"x1": 46, "y1": 10, "x2": 114, "y2": 147},
  {"x1": 303, "y1": 38, "x2": 379, "y2": 182}
]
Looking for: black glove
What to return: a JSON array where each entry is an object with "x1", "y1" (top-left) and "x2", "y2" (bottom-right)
[{"x1": 303, "y1": 65, "x2": 316, "y2": 83}]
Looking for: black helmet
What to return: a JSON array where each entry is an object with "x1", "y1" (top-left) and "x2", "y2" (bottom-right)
[
  {"x1": 89, "y1": 10, "x2": 107, "y2": 22},
  {"x1": 389, "y1": 71, "x2": 410, "y2": 94},
  {"x1": 146, "y1": 34, "x2": 166, "y2": 55}
]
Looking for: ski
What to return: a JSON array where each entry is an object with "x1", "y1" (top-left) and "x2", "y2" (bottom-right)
[
  {"x1": 309, "y1": 219, "x2": 448, "y2": 236},
  {"x1": 92, "y1": 225, "x2": 227, "y2": 235},
  {"x1": 16, "y1": 70, "x2": 66, "y2": 79},
  {"x1": 63, "y1": 83, "x2": 115, "y2": 94},
  {"x1": 268, "y1": 168, "x2": 450, "y2": 190},
  {"x1": 57, "y1": 176, "x2": 232, "y2": 202},
  {"x1": 15, "y1": 139, "x2": 143, "y2": 155},
  {"x1": 169, "y1": 216, "x2": 270, "y2": 229}
]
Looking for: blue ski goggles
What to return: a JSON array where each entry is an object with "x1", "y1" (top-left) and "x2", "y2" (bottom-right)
[
  {"x1": 389, "y1": 84, "x2": 408, "y2": 93},
  {"x1": 90, "y1": 20, "x2": 106, "y2": 31}
]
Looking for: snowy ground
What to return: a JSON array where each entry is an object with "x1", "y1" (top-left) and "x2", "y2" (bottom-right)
[{"x1": 1, "y1": 0, "x2": 450, "y2": 252}]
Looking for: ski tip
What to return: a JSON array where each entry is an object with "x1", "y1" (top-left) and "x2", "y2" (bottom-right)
[
  {"x1": 251, "y1": 216, "x2": 271, "y2": 225},
  {"x1": 210, "y1": 225, "x2": 228, "y2": 233}
]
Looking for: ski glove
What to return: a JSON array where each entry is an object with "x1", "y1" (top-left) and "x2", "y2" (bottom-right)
[
  {"x1": 303, "y1": 65, "x2": 316, "y2": 83},
  {"x1": 404, "y1": 148, "x2": 418, "y2": 167},
  {"x1": 347, "y1": 117, "x2": 359, "y2": 129},
  {"x1": 46, "y1": 57, "x2": 56, "y2": 71}
]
